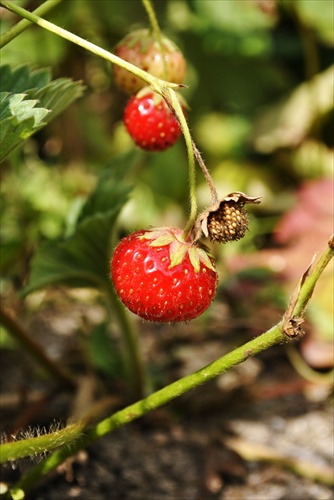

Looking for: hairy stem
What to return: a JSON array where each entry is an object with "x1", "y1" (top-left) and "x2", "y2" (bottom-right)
[
  {"x1": 0, "y1": 423, "x2": 84, "y2": 464},
  {"x1": 192, "y1": 141, "x2": 219, "y2": 204},
  {"x1": 293, "y1": 238, "x2": 333, "y2": 316},
  {"x1": 142, "y1": 0, "x2": 161, "y2": 39},
  {"x1": 141, "y1": 0, "x2": 167, "y2": 79},
  {"x1": 0, "y1": 0, "x2": 62, "y2": 47},
  {"x1": 164, "y1": 89, "x2": 197, "y2": 238},
  {"x1": 9, "y1": 237, "x2": 333, "y2": 493}
]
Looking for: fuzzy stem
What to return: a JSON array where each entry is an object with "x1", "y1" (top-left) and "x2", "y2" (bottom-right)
[
  {"x1": 0, "y1": 0, "x2": 62, "y2": 47},
  {"x1": 192, "y1": 141, "x2": 219, "y2": 204},
  {"x1": 0, "y1": 423, "x2": 84, "y2": 464},
  {"x1": 163, "y1": 89, "x2": 197, "y2": 238},
  {"x1": 0, "y1": 307, "x2": 76, "y2": 390},
  {"x1": 9, "y1": 237, "x2": 333, "y2": 493},
  {"x1": 142, "y1": 0, "x2": 161, "y2": 39},
  {"x1": 293, "y1": 237, "x2": 333, "y2": 316},
  {"x1": 0, "y1": 0, "x2": 178, "y2": 95},
  {"x1": 141, "y1": 0, "x2": 167, "y2": 79}
]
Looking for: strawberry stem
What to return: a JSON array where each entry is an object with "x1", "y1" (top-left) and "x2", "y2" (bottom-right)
[
  {"x1": 192, "y1": 141, "x2": 219, "y2": 205},
  {"x1": 141, "y1": 0, "x2": 168, "y2": 80},
  {"x1": 164, "y1": 89, "x2": 198, "y2": 239},
  {"x1": 0, "y1": 0, "x2": 62, "y2": 47}
]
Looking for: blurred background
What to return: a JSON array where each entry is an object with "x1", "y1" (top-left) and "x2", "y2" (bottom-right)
[
  {"x1": 0, "y1": 1, "x2": 333, "y2": 497},
  {"x1": 1, "y1": 0, "x2": 333, "y2": 362}
]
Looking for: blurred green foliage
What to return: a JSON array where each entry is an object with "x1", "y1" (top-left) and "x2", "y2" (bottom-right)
[{"x1": 0, "y1": 0, "x2": 333, "y2": 297}]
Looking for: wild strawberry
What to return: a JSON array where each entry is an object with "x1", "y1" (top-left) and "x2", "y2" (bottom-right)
[
  {"x1": 123, "y1": 88, "x2": 185, "y2": 151},
  {"x1": 110, "y1": 227, "x2": 218, "y2": 323},
  {"x1": 113, "y1": 29, "x2": 186, "y2": 94}
]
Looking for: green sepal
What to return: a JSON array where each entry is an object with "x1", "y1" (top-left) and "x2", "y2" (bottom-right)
[
  {"x1": 189, "y1": 247, "x2": 216, "y2": 273},
  {"x1": 198, "y1": 248, "x2": 216, "y2": 272},
  {"x1": 188, "y1": 247, "x2": 201, "y2": 273},
  {"x1": 147, "y1": 234, "x2": 175, "y2": 247},
  {"x1": 141, "y1": 228, "x2": 176, "y2": 245},
  {"x1": 168, "y1": 240, "x2": 188, "y2": 268}
]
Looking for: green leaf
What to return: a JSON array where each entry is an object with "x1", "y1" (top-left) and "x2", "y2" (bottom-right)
[
  {"x1": 23, "y1": 157, "x2": 134, "y2": 295},
  {"x1": 23, "y1": 210, "x2": 120, "y2": 294},
  {"x1": 78, "y1": 150, "x2": 138, "y2": 223},
  {"x1": 0, "y1": 64, "x2": 84, "y2": 163},
  {"x1": 0, "y1": 93, "x2": 49, "y2": 159},
  {"x1": 0, "y1": 65, "x2": 51, "y2": 95}
]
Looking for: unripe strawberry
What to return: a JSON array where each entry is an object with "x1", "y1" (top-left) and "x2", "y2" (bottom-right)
[
  {"x1": 113, "y1": 29, "x2": 186, "y2": 94},
  {"x1": 111, "y1": 227, "x2": 218, "y2": 323},
  {"x1": 123, "y1": 88, "x2": 185, "y2": 151}
]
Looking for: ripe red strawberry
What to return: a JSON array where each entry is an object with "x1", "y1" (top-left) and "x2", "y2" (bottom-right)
[
  {"x1": 111, "y1": 227, "x2": 218, "y2": 322},
  {"x1": 113, "y1": 29, "x2": 186, "y2": 94},
  {"x1": 123, "y1": 88, "x2": 185, "y2": 151}
]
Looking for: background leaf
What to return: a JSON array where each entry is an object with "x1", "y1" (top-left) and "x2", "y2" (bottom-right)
[
  {"x1": 88, "y1": 323, "x2": 124, "y2": 378},
  {"x1": 0, "y1": 64, "x2": 85, "y2": 163},
  {"x1": 23, "y1": 156, "x2": 134, "y2": 295}
]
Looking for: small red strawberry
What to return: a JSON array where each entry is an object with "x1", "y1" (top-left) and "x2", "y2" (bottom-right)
[
  {"x1": 123, "y1": 88, "x2": 185, "y2": 151},
  {"x1": 113, "y1": 29, "x2": 186, "y2": 94},
  {"x1": 110, "y1": 227, "x2": 218, "y2": 322}
]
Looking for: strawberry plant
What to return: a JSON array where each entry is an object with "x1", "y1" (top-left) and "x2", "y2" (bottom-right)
[{"x1": 0, "y1": 0, "x2": 333, "y2": 498}]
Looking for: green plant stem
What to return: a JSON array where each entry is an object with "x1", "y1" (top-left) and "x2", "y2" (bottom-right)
[
  {"x1": 293, "y1": 239, "x2": 333, "y2": 316},
  {"x1": 142, "y1": 0, "x2": 161, "y2": 39},
  {"x1": 0, "y1": 423, "x2": 84, "y2": 464},
  {"x1": 141, "y1": 0, "x2": 197, "y2": 228},
  {"x1": 0, "y1": 0, "x2": 62, "y2": 47},
  {"x1": 0, "y1": 0, "x2": 178, "y2": 95},
  {"x1": 8, "y1": 237, "x2": 333, "y2": 493},
  {"x1": 105, "y1": 287, "x2": 147, "y2": 401},
  {"x1": 141, "y1": 0, "x2": 167, "y2": 79},
  {"x1": 192, "y1": 140, "x2": 219, "y2": 204},
  {"x1": 164, "y1": 89, "x2": 197, "y2": 238},
  {"x1": 0, "y1": 307, "x2": 76, "y2": 390}
]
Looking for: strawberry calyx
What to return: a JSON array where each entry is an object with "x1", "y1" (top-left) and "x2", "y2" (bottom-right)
[
  {"x1": 139, "y1": 227, "x2": 216, "y2": 273},
  {"x1": 135, "y1": 87, "x2": 188, "y2": 111},
  {"x1": 135, "y1": 86, "x2": 164, "y2": 103}
]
